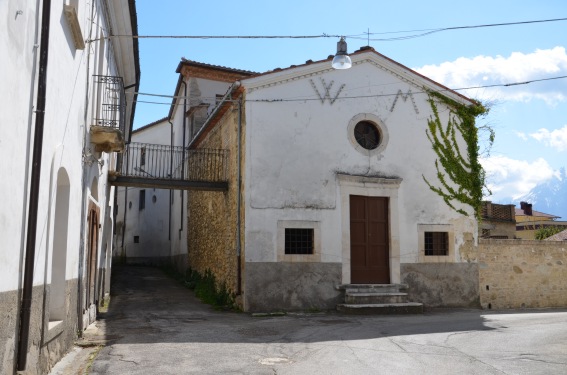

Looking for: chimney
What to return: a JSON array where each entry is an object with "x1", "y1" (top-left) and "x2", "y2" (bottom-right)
[{"x1": 520, "y1": 201, "x2": 533, "y2": 216}]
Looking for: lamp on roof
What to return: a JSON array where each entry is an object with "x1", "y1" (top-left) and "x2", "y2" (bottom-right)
[{"x1": 332, "y1": 37, "x2": 352, "y2": 70}]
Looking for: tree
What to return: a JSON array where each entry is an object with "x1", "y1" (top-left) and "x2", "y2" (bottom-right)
[{"x1": 535, "y1": 226, "x2": 566, "y2": 240}]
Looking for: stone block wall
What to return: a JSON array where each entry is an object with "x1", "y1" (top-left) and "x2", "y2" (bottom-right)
[
  {"x1": 401, "y1": 263, "x2": 480, "y2": 308},
  {"x1": 245, "y1": 262, "x2": 343, "y2": 312},
  {"x1": 477, "y1": 239, "x2": 567, "y2": 309},
  {"x1": 1, "y1": 280, "x2": 79, "y2": 375},
  {"x1": 187, "y1": 103, "x2": 244, "y2": 299}
]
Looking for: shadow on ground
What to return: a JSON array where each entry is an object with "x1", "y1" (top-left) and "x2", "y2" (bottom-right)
[{"x1": 97, "y1": 265, "x2": 509, "y2": 346}]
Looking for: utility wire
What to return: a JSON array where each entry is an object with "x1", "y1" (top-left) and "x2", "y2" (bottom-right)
[
  {"x1": 133, "y1": 74, "x2": 567, "y2": 105},
  {"x1": 350, "y1": 17, "x2": 567, "y2": 42},
  {"x1": 89, "y1": 17, "x2": 567, "y2": 42}
]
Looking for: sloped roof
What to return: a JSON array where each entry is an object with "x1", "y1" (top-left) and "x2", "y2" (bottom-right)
[
  {"x1": 168, "y1": 60, "x2": 256, "y2": 120},
  {"x1": 133, "y1": 116, "x2": 169, "y2": 133},
  {"x1": 176, "y1": 58, "x2": 257, "y2": 76},
  {"x1": 179, "y1": 47, "x2": 480, "y2": 148},
  {"x1": 241, "y1": 46, "x2": 475, "y2": 106},
  {"x1": 515, "y1": 208, "x2": 560, "y2": 219},
  {"x1": 545, "y1": 228, "x2": 567, "y2": 241}
]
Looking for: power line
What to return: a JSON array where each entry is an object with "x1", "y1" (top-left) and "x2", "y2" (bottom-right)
[
  {"x1": 133, "y1": 74, "x2": 567, "y2": 105},
  {"x1": 350, "y1": 17, "x2": 567, "y2": 42},
  {"x1": 90, "y1": 17, "x2": 567, "y2": 42}
]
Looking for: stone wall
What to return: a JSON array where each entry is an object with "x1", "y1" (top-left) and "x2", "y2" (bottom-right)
[
  {"x1": 245, "y1": 262, "x2": 343, "y2": 312},
  {"x1": 1, "y1": 280, "x2": 79, "y2": 375},
  {"x1": 476, "y1": 239, "x2": 567, "y2": 309},
  {"x1": 187, "y1": 103, "x2": 244, "y2": 299},
  {"x1": 401, "y1": 263, "x2": 480, "y2": 308}
]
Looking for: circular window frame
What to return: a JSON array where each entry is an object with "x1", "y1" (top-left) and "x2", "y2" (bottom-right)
[{"x1": 347, "y1": 113, "x2": 388, "y2": 157}]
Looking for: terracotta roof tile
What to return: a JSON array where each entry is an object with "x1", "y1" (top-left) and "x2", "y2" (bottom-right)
[
  {"x1": 240, "y1": 47, "x2": 474, "y2": 105},
  {"x1": 545, "y1": 229, "x2": 567, "y2": 241},
  {"x1": 514, "y1": 208, "x2": 560, "y2": 219},
  {"x1": 176, "y1": 58, "x2": 258, "y2": 76}
]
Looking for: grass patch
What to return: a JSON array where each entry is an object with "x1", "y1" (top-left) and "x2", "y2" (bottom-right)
[
  {"x1": 85, "y1": 345, "x2": 103, "y2": 374},
  {"x1": 161, "y1": 266, "x2": 237, "y2": 311},
  {"x1": 98, "y1": 296, "x2": 110, "y2": 313}
]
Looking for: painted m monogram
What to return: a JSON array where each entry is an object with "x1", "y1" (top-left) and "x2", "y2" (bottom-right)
[{"x1": 390, "y1": 89, "x2": 419, "y2": 114}]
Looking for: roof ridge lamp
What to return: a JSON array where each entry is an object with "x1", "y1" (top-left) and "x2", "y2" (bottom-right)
[{"x1": 332, "y1": 37, "x2": 352, "y2": 70}]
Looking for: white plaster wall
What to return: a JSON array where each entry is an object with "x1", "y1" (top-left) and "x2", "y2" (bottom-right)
[
  {"x1": 116, "y1": 120, "x2": 173, "y2": 260},
  {"x1": 0, "y1": 0, "x2": 41, "y2": 292},
  {"x1": 193, "y1": 78, "x2": 232, "y2": 113},
  {"x1": 134, "y1": 120, "x2": 171, "y2": 145},
  {"x1": 0, "y1": 0, "x2": 133, "y2": 295},
  {"x1": 169, "y1": 97, "x2": 188, "y2": 260},
  {"x1": 242, "y1": 53, "x2": 476, "y2": 279},
  {"x1": 117, "y1": 186, "x2": 171, "y2": 259}
]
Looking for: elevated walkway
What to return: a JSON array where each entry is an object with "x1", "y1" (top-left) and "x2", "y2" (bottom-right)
[{"x1": 109, "y1": 142, "x2": 228, "y2": 191}]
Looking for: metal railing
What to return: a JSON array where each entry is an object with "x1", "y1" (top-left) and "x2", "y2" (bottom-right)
[
  {"x1": 92, "y1": 75, "x2": 126, "y2": 132},
  {"x1": 116, "y1": 142, "x2": 228, "y2": 182}
]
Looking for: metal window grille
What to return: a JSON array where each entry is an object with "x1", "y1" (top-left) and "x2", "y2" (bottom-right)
[
  {"x1": 285, "y1": 228, "x2": 314, "y2": 255},
  {"x1": 92, "y1": 75, "x2": 125, "y2": 131},
  {"x1": 424, "y1": 232, "x2": 448, "y2": 256}
]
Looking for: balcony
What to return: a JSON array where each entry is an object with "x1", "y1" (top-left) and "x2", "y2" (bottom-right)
[
  {"x1": 480, "y1": 201, "x2": 516, "y2": 239},
  {"x1": 109, "y1": 142, "x2": 228, "y2": 191},
  {"x1": 90, "y1": 75, "x2": 126, "y2": 152}
]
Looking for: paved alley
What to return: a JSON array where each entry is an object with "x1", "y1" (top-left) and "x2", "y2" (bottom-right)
[{"x1": 74, "y1": 265, "x2": 567, "y2": 374}]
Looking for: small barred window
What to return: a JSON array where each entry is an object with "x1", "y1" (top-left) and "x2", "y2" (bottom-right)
[{"x1": 284, "y1": 228, "x2": 314, "y2": 255}]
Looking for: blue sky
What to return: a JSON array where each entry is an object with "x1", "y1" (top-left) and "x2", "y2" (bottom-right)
[{"x1": 133, "y1": 0, "x2": 567, "y2": 202}]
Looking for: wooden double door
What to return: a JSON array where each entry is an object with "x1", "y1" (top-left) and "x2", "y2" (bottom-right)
[{"x1": 350, "y1": 195, "x2": 390, "y2": 284}]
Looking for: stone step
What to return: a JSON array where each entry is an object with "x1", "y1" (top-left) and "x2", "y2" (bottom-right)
[
  {"x1": 345, "y1": 292, "x2": 408, "y2": 304},
  {"x1": 337, "y1": 302, "x2": 423, "y2": 315},
  {"x1": 338, "y1": 284, "x2": 408, "y2": 294}
]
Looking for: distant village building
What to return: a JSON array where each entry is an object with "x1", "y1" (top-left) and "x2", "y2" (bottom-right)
[
  {"x1": 0, "y1": 1, "x2": 139, "y2": 373},
  {"x1": 480, "y1": 201, "x2": 516, "y2": 239},
  {"x1": 515, "y1": 201, "x2": 566, "y2": 240}
]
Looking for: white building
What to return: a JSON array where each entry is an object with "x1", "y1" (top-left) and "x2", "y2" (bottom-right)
[
  {"x1": 0, "y1": 1, "x2": 139, "y2": 373},
  {"x1": 115, "y1": 118, "x2": 173, "y2": 265},
  {"x1": 186, "y1": 47, "x2": 482, "y2": 312},
  {"x1": 117, "y1": 49, "x2": 483, "y2": 312},
  {"x1": 114, "y1": 61, "x2": 255, "y2": 271}
]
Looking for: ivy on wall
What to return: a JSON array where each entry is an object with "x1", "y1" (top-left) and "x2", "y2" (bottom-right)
[{"x1": 423, "y1": 91, "x2": 492, "y2": 220}]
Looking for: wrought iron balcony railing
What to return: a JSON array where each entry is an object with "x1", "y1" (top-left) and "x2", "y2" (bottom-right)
[
  {"x1": 116, "y1": 142, "x2": 228, "y2": 183},
  {"x1": 92, "y1": 75, "x2": 126, "y2": 132}
]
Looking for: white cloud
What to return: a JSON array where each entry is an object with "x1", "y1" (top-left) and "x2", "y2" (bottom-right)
[
  {"x1": 481, "y1": 156, "x2": 555, "y2": 200},
  {"x1": 516, "y1": 132, "x2": 528, "y2": 141},
  {"x1": 415, "y1": 47, "x2": 567, "y2": 105},
  {"x1": 529, "y1": 125, "x2": 567, "y2": 151}
]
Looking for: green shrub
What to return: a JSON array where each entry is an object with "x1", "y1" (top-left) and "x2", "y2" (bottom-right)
[
  {"x1": 163, "y1": 266, "x2": 236, "y2": 310},
  {"x1": 535, "y1": 226, "x2": 566, "y2": 240}
]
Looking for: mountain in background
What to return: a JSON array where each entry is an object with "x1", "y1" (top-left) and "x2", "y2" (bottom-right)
[{"x1": 513, "y1": 167, "x2": 567, "y2": 220}]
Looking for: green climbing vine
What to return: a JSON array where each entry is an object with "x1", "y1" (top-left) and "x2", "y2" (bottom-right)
[{"x1": 423, "y1": 91, "x2": 493, "y2": 220}]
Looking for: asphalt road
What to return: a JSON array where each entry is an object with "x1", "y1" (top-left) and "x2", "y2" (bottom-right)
[{"x1": 81, "y1": 265, "x2": 567, "y2": 375}]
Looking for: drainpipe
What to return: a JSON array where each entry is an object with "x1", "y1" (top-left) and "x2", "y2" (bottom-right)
[
  {"x1": 121, "y1": 186, "x2": 128, "y2": 255},
  {"x1": 179, "y1": 80, "x2": 187, "y2": 238},
  {"x1": 168, "y1": 119, "x2": 173, "y2": 244},
  {"x1": 120, "y1": 143, "x2": 130, "y2": 254},
  {"x1": 236, "y1": 98, "x2": 243, "y2": 295},
  {"x1": 17, "y1": 0, "x2": 51, "y2": 371}
]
